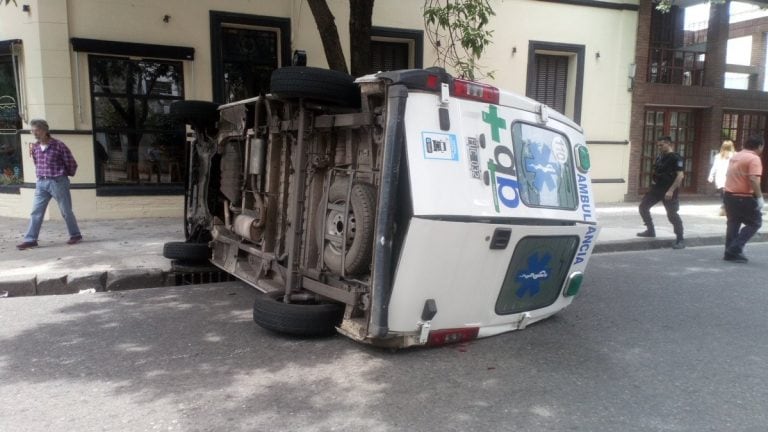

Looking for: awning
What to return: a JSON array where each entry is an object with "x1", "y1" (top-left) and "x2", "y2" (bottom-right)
[
  {"x1": 70, "y1": 38, "x2": 194, "y2": 60},
  {"x1": 0, "y1": 39, "x2": 22, "y2": 55}
]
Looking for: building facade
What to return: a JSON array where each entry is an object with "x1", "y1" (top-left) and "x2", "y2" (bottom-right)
[
  {"x1": 0, "y1": 0, "x2": 638, "y2": 220},
  {"x1": 628, "y1": 0, "x2": 768, "y2": 200}
]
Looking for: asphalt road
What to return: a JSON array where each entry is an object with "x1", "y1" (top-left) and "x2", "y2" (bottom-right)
[{"x1": 1, "y1": 243, "x2": 767, "y2": 432}]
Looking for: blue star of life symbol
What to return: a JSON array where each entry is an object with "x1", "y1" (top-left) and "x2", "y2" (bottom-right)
[
  {"x1": 515, "y1": 252, "x2": 552, "y2": 298},
  {"x1": 524, "y1": 141, "x2": 560, "y2": 191}
]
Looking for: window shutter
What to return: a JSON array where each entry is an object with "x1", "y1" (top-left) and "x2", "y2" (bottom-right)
[
  {"x1": 532, "y1": 54, "x2": 568, "y2": 115},
  {"x1": 369, "y1": 40, "x2": 409, "y2": 74}
]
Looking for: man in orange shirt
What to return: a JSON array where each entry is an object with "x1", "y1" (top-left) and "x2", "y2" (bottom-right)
[{"x1": 723, "y1": 135, "x2": 764, "y2": 263}]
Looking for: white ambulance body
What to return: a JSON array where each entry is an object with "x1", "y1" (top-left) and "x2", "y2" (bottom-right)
[{"x1": 172, "y1": 67, "x2": 598, "y2": 348}]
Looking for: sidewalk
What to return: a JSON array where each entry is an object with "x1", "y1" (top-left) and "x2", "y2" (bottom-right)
[
  {"x1": 594, "y1": 200, "x2": 767, "y2": 252},
  {"x1": 1, "y1": 200, "x2": 765, "y2": 296},
  {"x1": 1, "y1": 217, "x2": 184, "y2": 296}
]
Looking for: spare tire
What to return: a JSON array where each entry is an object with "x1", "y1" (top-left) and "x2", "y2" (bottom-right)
[
  {"x1": 163, "y1": 241, "x2": 210, "y2": 261},
  {"x1": 252, "y1": 291, "x2": 344, "y2": 337},
  {"x1": 170, "y1": 100, "x2": 219, "y2": 129},
  {"x1": 320, "y1": 178, "x2": 376, "y2": 276},
  {"x1": 270, "y1": 67, "x2": 360, "y2": 108}
]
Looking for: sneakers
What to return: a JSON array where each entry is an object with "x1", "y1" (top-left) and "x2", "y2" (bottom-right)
[
  {"x1": 723, "y1": 251, "x2": 748, "y2": 263},
  {"x1": 672, "y1": 240, "x2": 685, "y2": 249},
  {"x1": 67, "y1": 235, "x2": 83, "y2": 245},
  {"x1": 16, "y1": 241, "x2": 38, "y2": 250},
  {"x1": 636, "y1": 229, "x2": 656, "y2": 238}
]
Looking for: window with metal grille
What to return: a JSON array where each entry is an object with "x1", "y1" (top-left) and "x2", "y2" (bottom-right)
[
  {"x1": 220, "y1": 27, "x2": 278, "y2": 103},
  {"x1": 531, "y1": 54, "x2": 568, "y2": 115},
  {"x1": 209, "y1": 13, "x2": 291, "y2": 105}
]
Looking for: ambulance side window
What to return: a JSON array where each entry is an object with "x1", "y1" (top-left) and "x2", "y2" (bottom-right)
[{"x1": 511, "y1": 123, "x2": 578, "y2": 210}]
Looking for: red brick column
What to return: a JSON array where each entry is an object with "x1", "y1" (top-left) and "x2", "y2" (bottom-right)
[
  {"x1": 703, "y1": 0, "x2": 730, "y2": 88},
  {"x1": 625, "y1": 0, "x2": 655, "y2": 201}
]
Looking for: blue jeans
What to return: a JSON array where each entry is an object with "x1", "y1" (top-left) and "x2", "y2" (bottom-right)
[
  {"x1": 724, "y1": 193, "x2": 762, "y2": 255},
  {"x1": 24, "y1": 176, "x2": 81, "y2": 242}
]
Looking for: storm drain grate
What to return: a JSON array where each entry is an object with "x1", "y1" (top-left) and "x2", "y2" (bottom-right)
[
  {"x1": 170, "y1": 261, "x2": 237, "y2": 286},
  {"x1": 173, "y1": 270, "x2": 236, "y2": 286}
]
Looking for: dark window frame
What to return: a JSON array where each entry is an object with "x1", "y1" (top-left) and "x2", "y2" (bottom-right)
[
  {"x1": 370, "y1": 26, "x2": 424, "y2": 72},
  {"x1": 0, "y1": 52, "x2": 23, "y2": 191},
  {"x1": 71, "y1": 38, "x2": 194, "y2": 61},
  {"x1": 526, "y1": 41, "x2": 585, "y2": 124},
  {"x1": 210, "y1": 11, "x2": 291, "y2": 104}
]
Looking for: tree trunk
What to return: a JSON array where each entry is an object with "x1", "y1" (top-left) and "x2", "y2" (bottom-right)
[
  {"x1": 307, "y1": 0, "x2": 349, "y2": 74},
  {"x1": 349, "y1": 0, "x2": 374, "y2": 77}
]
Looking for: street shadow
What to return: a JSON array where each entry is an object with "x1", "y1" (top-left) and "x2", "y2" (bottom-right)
[
  {"x1": 5, "y1": 242, "x2": 763, "y2": 432},
  {"x1": 0, "y1": 281, "x2": 622, "y2": 431}
]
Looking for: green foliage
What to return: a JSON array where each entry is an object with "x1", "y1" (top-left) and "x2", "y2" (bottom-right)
[{"x1": 423, "y1": 0, "x2": 495, "y2": 80}]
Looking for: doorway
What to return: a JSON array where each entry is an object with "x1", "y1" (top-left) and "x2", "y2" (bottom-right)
[{"x1": 640, "y1": 108, "x2": 698, "y2": 193}]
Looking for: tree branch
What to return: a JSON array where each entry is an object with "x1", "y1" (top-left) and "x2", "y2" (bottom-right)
[
  {"x1": 307, "y1": 0, "x2": 349, "y2": 73},
  {"x1": 349, "y1": 0, "x2": 374, "y2": 76}
]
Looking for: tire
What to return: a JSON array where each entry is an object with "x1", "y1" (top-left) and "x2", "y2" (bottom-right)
[
  {"x1": 170, "y1": 100, "x2": 219, "y2": 129},
  {"x1": 252, "y1": 291, "x2": 344, "y2": 337},
  {"x1": 163, "y1": 241, "x2": 210, "y2": 261},
  {"x1": 320, "y1": 178, "x2": 376, "y2": 275},
  {"x1": 270, "y1": 67, "x2": 360, "y2": 108}
]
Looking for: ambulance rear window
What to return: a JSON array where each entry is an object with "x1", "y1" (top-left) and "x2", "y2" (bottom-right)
[{"x1": 511, "y1": 123, "x2": 578, "y2": 210}]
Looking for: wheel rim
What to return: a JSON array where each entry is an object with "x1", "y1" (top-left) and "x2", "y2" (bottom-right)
[{"x1": 325, "y1": 200, "x2": 356, "y2": 256}]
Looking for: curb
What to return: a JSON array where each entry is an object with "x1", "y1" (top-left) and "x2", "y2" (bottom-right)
[{"x1": 0, "y1": 268, "x2": 173, "y2": 298}]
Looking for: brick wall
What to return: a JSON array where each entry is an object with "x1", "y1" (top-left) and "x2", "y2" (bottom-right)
[{"x1": 626, "y1": 0, "x2": 768, "y2": 201}]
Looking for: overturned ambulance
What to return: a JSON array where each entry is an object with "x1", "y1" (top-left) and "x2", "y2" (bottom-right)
[{"x1": 166, "y1": 67, "x2": 599, "y2": 348}]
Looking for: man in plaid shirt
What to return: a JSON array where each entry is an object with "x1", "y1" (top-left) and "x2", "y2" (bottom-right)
[{"x1": 16, "y1": 119, "x2": 82, "y2": 250}]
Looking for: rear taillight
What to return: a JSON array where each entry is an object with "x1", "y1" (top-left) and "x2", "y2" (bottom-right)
[
  {"x1": 427, "y1": 327, "x2": 480, "y2": 346},
  {"x1": 425, "y1": 74, "x2": 441, "y2": 91},
  {"x1": 452, "y1": 79, "x2": 500, "y2": 104}
]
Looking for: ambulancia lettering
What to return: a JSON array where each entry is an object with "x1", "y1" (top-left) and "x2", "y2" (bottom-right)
[
  {"x1": 574, "y1": 225, "x2": 598, "y2": 265},
  {"x1": 578, "y1": 174, "x2": 592, "y2": 221}
]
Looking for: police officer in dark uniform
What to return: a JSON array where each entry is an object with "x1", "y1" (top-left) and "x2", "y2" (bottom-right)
[{"x1": 636, "y1": 136, "x2": 686, "y2": 249}]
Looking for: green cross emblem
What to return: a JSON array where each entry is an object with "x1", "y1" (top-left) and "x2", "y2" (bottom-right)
[{"x1": 482, "y1": 105, "x2": 507, "y2": 143}]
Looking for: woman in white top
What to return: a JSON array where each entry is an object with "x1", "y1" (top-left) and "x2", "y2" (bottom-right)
[{"x1": 708, "y1": 140, "x2": 734, "y2": 215}]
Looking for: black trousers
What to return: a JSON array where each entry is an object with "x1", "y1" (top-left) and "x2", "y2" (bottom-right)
[
  {"x1": 638, "y1": 188, "x2": 684, "y2": 240},
  {"x1": 724, "y1": 193, "x2": 762, "y2": 255}
]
